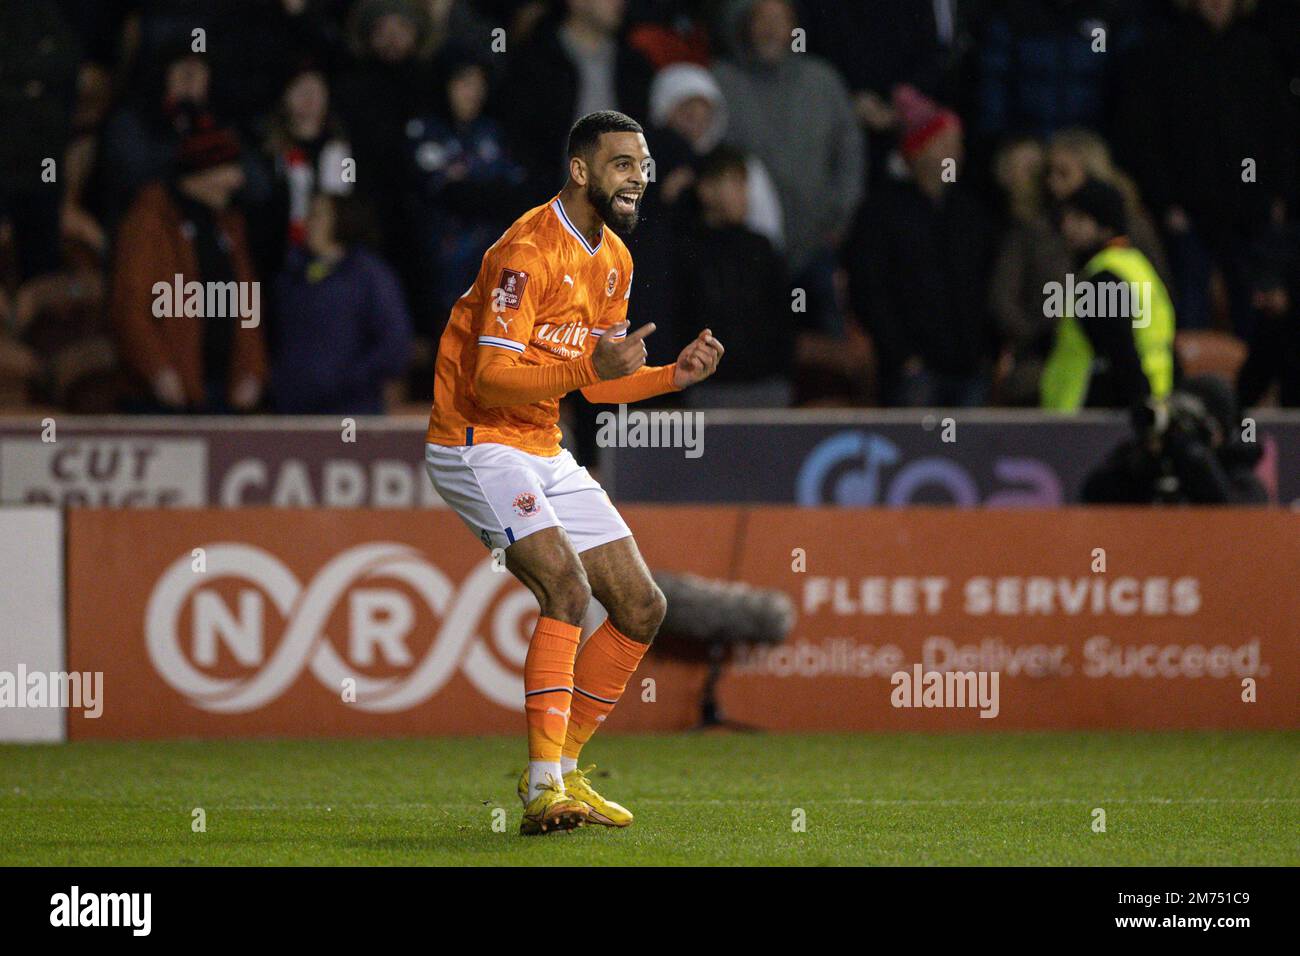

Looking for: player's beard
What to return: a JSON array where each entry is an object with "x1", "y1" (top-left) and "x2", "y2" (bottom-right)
[{"x1": 587, "y1": 179, "x2": 640, "y2": 235}]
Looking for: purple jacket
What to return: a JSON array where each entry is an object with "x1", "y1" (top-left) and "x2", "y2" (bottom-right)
[{"x1": 271, "y1": 246, "x2": 413, "y2": 414}]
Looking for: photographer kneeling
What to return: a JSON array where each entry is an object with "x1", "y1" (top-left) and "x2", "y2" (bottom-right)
[{"x1": 1082, "y1": 375, "x2": 1268, "y2": 505}]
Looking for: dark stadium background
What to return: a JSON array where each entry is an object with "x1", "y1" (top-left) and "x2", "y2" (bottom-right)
[{"x1": 0, "y1": 0, "x2": 1296, "y2": 874}]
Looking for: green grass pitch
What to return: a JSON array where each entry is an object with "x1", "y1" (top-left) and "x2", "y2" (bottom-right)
[{"x1": 2, "y1": 732, "x2": 1296, "y2": 866}]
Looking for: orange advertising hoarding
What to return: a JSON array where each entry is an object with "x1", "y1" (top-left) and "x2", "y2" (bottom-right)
[
  {"x1": 718, "y1": 509, "x2": 1297, "y2": 731},
  {"x1": 66, "y1": 507, "x2": 1298, "y2": 739}
]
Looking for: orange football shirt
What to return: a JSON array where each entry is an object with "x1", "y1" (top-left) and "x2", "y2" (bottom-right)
[{"x1": 427, "y1": 194, "x2": 650, "y2": 456}]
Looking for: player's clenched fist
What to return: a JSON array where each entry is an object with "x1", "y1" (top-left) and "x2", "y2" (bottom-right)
[
  {"x1": 671, "y1": 328, "x2": 724, "y2": 388},
  {"x1": 593, "y1": 320, "x2": 655, "y2": 379}
]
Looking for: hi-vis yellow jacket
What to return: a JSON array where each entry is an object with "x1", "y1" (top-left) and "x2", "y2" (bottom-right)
[{"x1": 1040, "y1": 243, "x2": 1174, "y2": 411}]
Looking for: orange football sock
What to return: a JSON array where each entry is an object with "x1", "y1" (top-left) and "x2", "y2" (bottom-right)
[
  {"x1": 524, "y1": 617, "x2": 582, "y2": 766},
  {"x1": 563, "y1": 618, "x2": 650, "y2": 762}
]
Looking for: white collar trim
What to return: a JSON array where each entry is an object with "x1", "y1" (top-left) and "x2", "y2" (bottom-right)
[{"x1": 551, "y1": 197, "x2": 603, "y2": 256}]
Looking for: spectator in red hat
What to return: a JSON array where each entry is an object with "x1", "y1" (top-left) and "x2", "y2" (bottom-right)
[
  {"x1": 850, "y1": 85, "x2": 997, "y2": 407},
  {"x1": 893, "y1": 84, "x2": 964, "y2": 180},
  {"x1": 109, "y1": 125, "x2": 267, "y2": 413}
]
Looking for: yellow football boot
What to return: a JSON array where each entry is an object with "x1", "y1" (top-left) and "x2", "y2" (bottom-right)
[
  {"x1": 563, "y1": 765, "x2": 634, "y2": 827},
  {"x1": 517, "y1": 766, "x2": 633, "y2": 827},
  {"x1": 519, "y1": 774, "x2": 589, "y2": 836}
]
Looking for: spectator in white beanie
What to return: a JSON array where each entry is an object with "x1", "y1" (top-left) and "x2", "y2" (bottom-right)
[{"x1": 648, "y1": 62, "x2": 783, "y2": 250}]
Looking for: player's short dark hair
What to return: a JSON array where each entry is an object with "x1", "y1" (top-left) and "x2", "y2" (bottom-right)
[
  {"x1": 697, "y1": 144, "x2": 749, "y2": 182},
  {"x1": 567, "y1": 110, "x2": 643, "y2": 160}
]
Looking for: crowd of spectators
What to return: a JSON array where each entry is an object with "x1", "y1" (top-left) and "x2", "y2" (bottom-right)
[{"x1": 1, "y1": 0, "x2": 1298, "y2": 416}]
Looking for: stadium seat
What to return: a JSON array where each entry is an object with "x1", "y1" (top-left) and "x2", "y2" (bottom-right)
[{"x1": 1174, "y1": 330, "x2": 1248, "y2": 385}]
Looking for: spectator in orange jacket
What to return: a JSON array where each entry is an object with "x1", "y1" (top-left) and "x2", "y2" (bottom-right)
[{"x1": 110, "y1": 125, "x2": 268, "y2": 413}]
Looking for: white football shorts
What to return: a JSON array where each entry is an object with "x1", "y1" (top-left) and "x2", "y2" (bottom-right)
[{"x1": 424, "y1": 441, "x2": 631, "y2": 553}]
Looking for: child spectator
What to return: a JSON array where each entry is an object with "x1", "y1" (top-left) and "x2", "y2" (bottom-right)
[
  {"x1": 674, "y1": 146, "x2": 791, "y2": 407},
  {"x1": 713, "y1": 0, "x2": 863, "y2": 337},
  {"x1": 271, "y1": 193, "x2": 412, "y2": 414},
  {"x1": 648, "y1": 62, "x2": 783, "y2": 247},
  {"x1": 633, "y1": 61, "x2": 785, "y2": 366}
]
